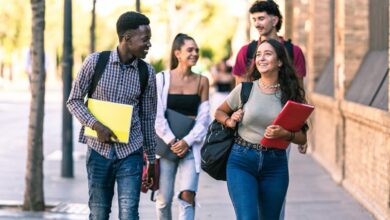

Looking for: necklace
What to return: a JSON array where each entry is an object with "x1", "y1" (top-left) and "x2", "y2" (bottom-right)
[{"x1": 259, "y1": 80, "x2": 280, "y2": 89}]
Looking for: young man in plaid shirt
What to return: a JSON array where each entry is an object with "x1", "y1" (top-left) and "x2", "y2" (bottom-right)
[{"x1": 67, "y1": 11, "x2": 156, "y2": 220}]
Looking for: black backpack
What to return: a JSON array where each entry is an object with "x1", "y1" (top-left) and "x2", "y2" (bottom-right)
[
  {"x1": 201, "y1": 82, "x2": 253, "y2": 181},
  {"x1": 88, "y1": 51, "x2": 149, "y2": 99},
  {"x1": 246, "y1": 39, "x2": 294, "y2": 67}
]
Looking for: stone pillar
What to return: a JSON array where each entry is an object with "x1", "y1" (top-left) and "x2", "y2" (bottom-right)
[
  {"x1": 284, "y1": 0, "x2": 293, "y2": 40},
  {"x1": 333, "y1": 0, "x2": 346, "y2": 183},
  {"x1": 306, "y1": 1, "x2": 315, "y2": 93}
]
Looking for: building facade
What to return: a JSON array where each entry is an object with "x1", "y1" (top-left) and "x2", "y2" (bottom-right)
[{"x1": 285, "y1": 0, "x2": 390, "y2": 219}]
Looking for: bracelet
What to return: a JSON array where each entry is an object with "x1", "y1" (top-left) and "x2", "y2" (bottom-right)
[{"x1": 223, "y1": 117, "x2": 230, "y2": 126}]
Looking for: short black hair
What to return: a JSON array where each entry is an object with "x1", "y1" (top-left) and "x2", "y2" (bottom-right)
[
  {"x1": 116, "y1": 11, "x2": 150, "y2": 39},
  {"x1": 249, "y1": 0, "x2": 283, "y2": 32}
]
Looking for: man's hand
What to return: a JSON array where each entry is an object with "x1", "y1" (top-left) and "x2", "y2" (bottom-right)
[
  {"x1": 92, "y1": 121, "x2": 118, "y2": 143},
  {"x1": 142, "y1": 162, "x2": 155, "y2": 189},
  {"x1": 298, "y1": 144, "x2": 308, "y2": 154}
]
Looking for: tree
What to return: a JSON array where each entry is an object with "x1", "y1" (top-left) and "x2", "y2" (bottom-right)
[
  {"x1": 136, "y1": 0, "x2": 141, "y2": 12},
  {"x1": 23, "y1": 0, "x2": 46, "y2": 211},
  {"x1": 61, "y1": 0, "x2": 74, "y2": 178},
  {"x1": 90, "y1": 0, "x2": 96, "y2": 53}
]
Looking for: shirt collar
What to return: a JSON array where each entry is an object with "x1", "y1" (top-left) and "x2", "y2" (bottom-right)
[{"x1": 112, "y1": 48, "x2": 139, "y2": 69}]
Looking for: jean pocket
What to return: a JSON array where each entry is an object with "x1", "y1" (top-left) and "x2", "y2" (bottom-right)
[{"x1": 86, "y1": 147, "x2": 92, "y2": 166}]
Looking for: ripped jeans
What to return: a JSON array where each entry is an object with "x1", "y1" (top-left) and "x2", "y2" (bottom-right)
[{"x1": 156, "y1": 151, "x2": 199, "y2": 220}]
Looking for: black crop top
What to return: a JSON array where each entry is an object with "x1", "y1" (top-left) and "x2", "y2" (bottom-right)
[{"x1": 167, "y1": 94, "x2": 200, "y2": 116}]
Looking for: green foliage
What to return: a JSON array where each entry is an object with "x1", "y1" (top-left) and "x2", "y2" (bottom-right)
[
  {"x1": 200, "y1": 46, "x2": 214, "y2": 60},
  {"x1": 0, "y1": 0, "x2": 31, "y2": 61},
  {"x1": 1, "y1": 0, "x2": 241, "y2": 72},
  {"x1": 151, "y1": 58, "x2": 165, "y2": 73}
]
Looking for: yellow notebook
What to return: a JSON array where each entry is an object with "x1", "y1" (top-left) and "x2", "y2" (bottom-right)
[{"x1": 84, "y1": 99, "x2": 133, "y2": 143}]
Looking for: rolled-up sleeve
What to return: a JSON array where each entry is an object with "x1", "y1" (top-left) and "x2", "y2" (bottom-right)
[
  {"x1": 140, "y1": 66, "x2": 157, "y2": 162},
  {"x1": 66, "y1": 54, "x2": 98, "y2": 128},
  {"x1": 155, "y1": 73, "x2": 176, "y2": 144}
]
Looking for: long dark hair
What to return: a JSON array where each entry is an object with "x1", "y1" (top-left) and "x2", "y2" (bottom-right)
[
  {"x1": 250, "y1": 39, "x2": 305, "y2": 105},
  {"x1": 170, "y1": 33, "x2": 195, "y2": 69},
  {"x1": 250, "y1": 39, "x2": 308, "y2": 132}
]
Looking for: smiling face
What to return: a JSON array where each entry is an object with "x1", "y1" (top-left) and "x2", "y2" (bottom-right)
[
  {"x1": 255, "y1": 42, "x2": 282, "y2": 75},
  {"x1": 251, "y1": 11, "x2": 278, "y2": 37},
  {"x1": 123, "y1": 25, "x2": 152, "y2": 59},
  {"x1": 175, "y1": 39, "x2": 199, "y2": 67}
]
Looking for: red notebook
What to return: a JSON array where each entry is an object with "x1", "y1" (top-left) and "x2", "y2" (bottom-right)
[{"x1": 260, "y1": 100, "x2": 314, "y2": 149}]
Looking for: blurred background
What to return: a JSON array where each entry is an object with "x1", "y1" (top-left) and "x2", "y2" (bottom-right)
[{"x1": 0, "y1": 0, "x2": 256, "y2": 85}]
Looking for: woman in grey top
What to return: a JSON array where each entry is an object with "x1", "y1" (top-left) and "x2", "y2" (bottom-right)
[{"x1": 214, "y1": 39, "x2": 308, "y2": 220}]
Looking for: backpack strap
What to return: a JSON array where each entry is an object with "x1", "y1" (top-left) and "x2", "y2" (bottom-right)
[
  {"x1": 88, "y1": 51, "x2": 111, "y2": 98},
  {"x1": 89, "y1": 52, "x2": 149, "y2": 99},
  {"x1": 283, "y1": 39, "x2": 294, "y2": 62},
  {"x1": 137, "y1": 59, "x2": 149, "y2": 97},
  {"x1": 246, "y1": 40, "x2": 258, "y2": 68},
  {"x1": 240, "y1": 82, "x2": 253, "y2": 107}
]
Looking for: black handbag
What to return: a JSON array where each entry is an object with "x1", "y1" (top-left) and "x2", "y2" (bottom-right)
[
  {"x1": 156, "y1": 72, "x2": 196, "y2": 161},
  {"x1": 201, "y1": 82, "x2": 253, "y2": 181},
  {"x1": 156, "y1": 109, "x2": 195, "y2": 161}
]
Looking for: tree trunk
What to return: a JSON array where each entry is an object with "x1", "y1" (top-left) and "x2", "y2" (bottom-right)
[
  {"x1": 23, "y1": 0, "x2": 46, "y2": 211},
  {"x1": 90, "y1": 0, "x2": 96, "y2": 53},
  {"x1": 136, "y1": 0, "x2": 141, "y2": 12},
  {"x1": 62, "y1": 0, "x2": 74, "y2": 178}
]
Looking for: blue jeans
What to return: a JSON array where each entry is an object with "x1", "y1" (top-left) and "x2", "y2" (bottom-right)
[
  {"x1": 156, "y1": 151, "x2": 199, "y2": 220},
  {"x1": 227, "y1": 144, "x2": 289, "y2": 220},
  {"x1": 86, "y1": 147, "x2": 143, "y2": 220},
  {"x1": 279, "y1": 145, "x2": 291, "y2": 220}
]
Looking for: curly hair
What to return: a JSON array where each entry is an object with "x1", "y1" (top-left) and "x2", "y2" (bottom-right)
[
  {"x1": 116, "y1": 11, "x2": 150, "y2": 40},
  {"x1": 249, "y1": 0, "x2": 283, "y2": 32},
  {"x1": 250, "y1": 39, "x2": 308, "y2": 132}
]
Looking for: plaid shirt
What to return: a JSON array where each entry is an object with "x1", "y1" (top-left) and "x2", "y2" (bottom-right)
[{"x1": 66, "y1": 48, "x2": 157, "y2": 162}]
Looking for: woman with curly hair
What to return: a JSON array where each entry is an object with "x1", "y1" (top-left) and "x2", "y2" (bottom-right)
[{"x1": 214, "y1": 39, "x2": 308, "y2": 219}]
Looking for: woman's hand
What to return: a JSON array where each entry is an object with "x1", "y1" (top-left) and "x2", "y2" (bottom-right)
[
  {"x1": 171, "y1": 140, "x2": 190, "y2": 157},
  {"x1": 264, "y1": 125, "x2": 289, "y2": 139},
  {"x1": 226, "y1": 109, "x2": 244, "y2": 128}
]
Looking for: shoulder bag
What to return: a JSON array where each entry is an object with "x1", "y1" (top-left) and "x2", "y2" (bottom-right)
[{"x1": 201, "y1": 82, "x2": 253, "y2": 181}]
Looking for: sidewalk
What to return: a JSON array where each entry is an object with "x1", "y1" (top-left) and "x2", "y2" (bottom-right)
[{"x1": 0, "y1": 83, "x2": 375, "y2": 219}]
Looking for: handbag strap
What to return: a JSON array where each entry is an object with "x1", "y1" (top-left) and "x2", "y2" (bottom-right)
[{"x1": 161, "y1": 71, "x2": 166, "y2": 110}]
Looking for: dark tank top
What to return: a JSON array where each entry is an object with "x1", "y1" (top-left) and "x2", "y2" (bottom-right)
[
  {"x1": 167, "y1": 76, "x2": 201, "y2": 117},
  {"x1": 167, "y1": 94, "x2": 200, "y2": 116}
]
